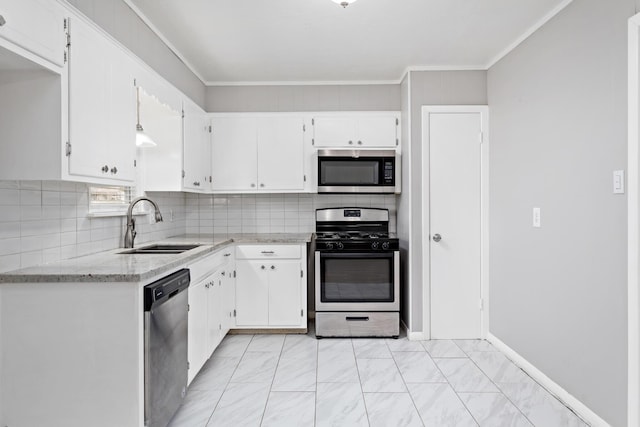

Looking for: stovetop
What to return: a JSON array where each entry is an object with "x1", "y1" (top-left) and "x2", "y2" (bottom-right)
[
  {"x1": 315, "y1": 232, "x2": 392, "y2": 240},
  {"x1": 315, "y1": 207, "x2": 398, "y2": 252}
]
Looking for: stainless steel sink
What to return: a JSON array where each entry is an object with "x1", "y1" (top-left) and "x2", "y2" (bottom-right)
[{"x1": 118, "y1": 244, "x2": 202, "y2": 255}]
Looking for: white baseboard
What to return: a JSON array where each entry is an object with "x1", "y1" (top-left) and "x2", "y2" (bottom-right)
[
  {"x1": 486, "y1": 333, "x2": 610, "y2": 427},
  {"x1": 402, "y1": 321, "x2": 427, "y2": 341}
]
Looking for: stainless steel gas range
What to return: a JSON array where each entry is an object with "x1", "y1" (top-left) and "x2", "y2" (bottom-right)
[{"x1": 314, "y1": 207, "x2": 400, "y2": 338}]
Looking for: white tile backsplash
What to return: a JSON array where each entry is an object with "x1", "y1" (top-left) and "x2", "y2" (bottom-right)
[
  {"x1": 187, "y1": 193, "x2": 397, "y2": 238},
  {"x1": 0, "y1": 181, "x2": 187, "y2": 273}
]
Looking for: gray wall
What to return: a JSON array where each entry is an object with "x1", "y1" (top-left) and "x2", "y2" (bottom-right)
[
  {"x1": 404, "y1": 70, "x2": 488, "y2": 332},
  {"x1": 487, "y1": 0, "x2": 633, "y2": 425},
  {"x1": 65, "y1": 0, "x2": 206, "y2": 107},
  {"x1": 398, "y1": 74, "x2": 411, "y2": 329},
  {"x1": 206, "y1": 84, "x2": 400, "y2": 112}
]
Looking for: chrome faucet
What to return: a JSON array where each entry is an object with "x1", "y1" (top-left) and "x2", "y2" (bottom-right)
[{"x1": 124, "y1": 196, "x2": 164, "y2": 248}]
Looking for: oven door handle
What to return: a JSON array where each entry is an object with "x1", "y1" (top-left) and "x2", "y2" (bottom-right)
[{"x1": 345, "y1": 316, "x2": 370, "y2": 322}]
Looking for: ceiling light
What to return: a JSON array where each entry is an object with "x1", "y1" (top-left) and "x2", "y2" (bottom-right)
[
  {"x1": 332, "y1": 0, "x2": 357, "y2": 8},
  {"x1": 135, "y1": 87, "x2": 156, "y2": 148}
]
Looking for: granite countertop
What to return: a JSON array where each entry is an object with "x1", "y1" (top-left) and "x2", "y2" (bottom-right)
[{"x1": 0, "y1": 233, "x2": 312, "y2": 284}]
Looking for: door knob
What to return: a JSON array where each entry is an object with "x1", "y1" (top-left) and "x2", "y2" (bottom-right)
[{"x1": 432, "y1": 233, "x2": 442, "y2": 242}]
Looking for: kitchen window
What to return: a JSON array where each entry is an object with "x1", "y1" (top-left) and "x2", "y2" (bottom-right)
[{"x1": 88, "y1": 185, "x2": 143, "y2": 216}]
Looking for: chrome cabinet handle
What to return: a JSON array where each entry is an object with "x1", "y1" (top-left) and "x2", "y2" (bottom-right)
[
  {"x1": 432, "y1": 233, "x2": 442, "y2": 242},
  {"x1": 193, "y1": 181, "x2": 200, "y2": 186},
  {"x1": 0, "y1": 15, "x2": 6, "y2": 27},
  {"x1": 224, "y1": 253, "x2": 231, "y2": 257}
]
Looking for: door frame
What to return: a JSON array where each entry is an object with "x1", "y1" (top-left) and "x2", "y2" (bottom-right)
[
  {"x1": 421, "y1": 106, "x2": 490, "y2": 340},
  {"x1": 628, "y1": 13, "x2": 640, "y2": 427}
]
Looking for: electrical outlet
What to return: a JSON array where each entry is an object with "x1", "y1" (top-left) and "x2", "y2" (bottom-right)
[
  {"x1": 533, "y1": 207, "x2": 541, "y2": 228},
  {"x1": 613, "y1": 170, "x2": 625, "y2": 194}
]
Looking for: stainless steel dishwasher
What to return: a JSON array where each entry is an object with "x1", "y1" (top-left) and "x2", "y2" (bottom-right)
[{"x1": 144, "y1": 268, "x2": 190, "y2": 427}]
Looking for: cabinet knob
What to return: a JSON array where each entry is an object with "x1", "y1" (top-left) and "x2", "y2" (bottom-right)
[
  {"x1": 270, "y1": 265, "x2": 275, "y2": 270},
  {"x1": 251, "y1": 183, "x2": 256, "y2": 188},
  {"x1": 221, "y1": 271, "x2": 225, "y2": 276},
  {"x1": 348, "y1": 140, "x2": 353, "y2": 145},
  {"x1": 110, "y1": 166, "x2": 118, "y2": 174},
  {"x1": 193, "y1": 181, "x2": 200, "y2": 186},
  {"x1": 357, "y1": 140, "x2": 363, "y2": 145},
  {"x1": 261, "y1": 265, "x2": 266, "y2": 270},
  {"x1": 260, "y1": 183, "x2": 265, "y2": 188},
  {"x1": 0, "y1": 15, "x2": 6, "y2": 27},
  {"x1": 101, "y1": 165, "x2": 109, "y2": 173}
]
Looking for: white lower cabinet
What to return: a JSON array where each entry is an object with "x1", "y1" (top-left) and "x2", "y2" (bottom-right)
[
  {"x1": 187, "y1": 249, "x2": 234, "y2": 384},
  {"x1": 235, "y1": 244, "x2": 307, "y2": 329}
]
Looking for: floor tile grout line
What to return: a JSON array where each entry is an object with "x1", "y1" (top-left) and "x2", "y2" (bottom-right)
[
  {"x1": 351, "y1": 338, "x2": 373, "y2": 426},
  {"x1": 428, "y1": 342, "x2": 482, "y2": 426},
  {"x1": 461, "y1": 339, "x2": 535, "y2": 426},
  {"x1": 205, "y1": 335, "x2": 253, "y2": 426},
  {"x1": 387, "y1": 338, "x2": 426, "y2": 426},
  {"x1": 258, "y1": 335, "x2": 286, "y2": 426}
]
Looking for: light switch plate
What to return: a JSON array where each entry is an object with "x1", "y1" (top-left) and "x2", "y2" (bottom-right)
[
  {"x1": 613, "y1": 170, "x2": 625, "y2": 194},
  {"x1": 533, "y1": 207, "x2": 541, "y2": 228}
]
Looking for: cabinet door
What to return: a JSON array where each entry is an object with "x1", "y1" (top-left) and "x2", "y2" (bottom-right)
[
  {"x1": 221, "y1": 268, "x2": 235, "y2": 334},
  {"x1": 235, "y1": 260, "x2": 268, "y2": 326},
  {"x1": 183, "y1": 101, "x2": 210, "y2": 192},
  {"x1": 211, "y1": 117, "x2": 257, "y2": 191},
  {"x1": 206, "y1": 274, "x2": 223, "y2": 355},
  {"x1": 357, "y1": 116, "x2": 398, "y2": 147},
  {"x1": 67, "y1": 16, "x2": 135, "y2": 182},
  {"x1": 257, "y1": 117, "x2": 304, "y2": 191},
  {"x1": 313, "y1": 117, "x2": 357, "y2": 147},
  {"x1": 188, "y1": 280, "x2": 208, "y2": 385},
  {"x1": 107, "y1": 50, "x2": 136, "y2": 181},
  {"x1": 0, "y1": 0, "x2": 65, "y2": 66},
  {"x1": 268, "y1": 260, "x2": 302, "y2": 326}
]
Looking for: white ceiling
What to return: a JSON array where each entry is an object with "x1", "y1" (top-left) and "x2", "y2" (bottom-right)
[{"x1": 126, "y1": 0, "x2": 571, "y2": 85}]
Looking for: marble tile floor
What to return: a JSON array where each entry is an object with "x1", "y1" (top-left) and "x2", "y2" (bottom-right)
[{"x1": 168, "y1": 329, "x2": 588, "y2": 427}]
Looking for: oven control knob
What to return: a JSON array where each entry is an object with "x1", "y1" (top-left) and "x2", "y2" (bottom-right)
[
  {"x1": 326, "y1": 242, "x2": 334, "y2": 250},
  {"x1": 371, "y1": 241, "x2": 380, "y2": 250},
  {"x1": 382, "y1": 241, "x2": 390, "y2": 250},
  {"x1": 336, "y1": 242, "x2": 344, "y2": 250}
]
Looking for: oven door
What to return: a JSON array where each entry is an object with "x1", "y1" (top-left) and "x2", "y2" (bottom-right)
[{"x1": 315, "y1": 251, "x2": 400, "y2": 312}]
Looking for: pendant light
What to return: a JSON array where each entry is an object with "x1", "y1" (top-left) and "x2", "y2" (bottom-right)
[
  {"x1": 332, "y1": 0, "x2": 357, "y2": 7},
  {"x1": 135, "y1": 87, "x2": 156, "y2": 148}
]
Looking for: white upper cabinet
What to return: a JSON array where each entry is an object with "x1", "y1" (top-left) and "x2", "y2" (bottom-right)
[
  {"x1": 183, "y1": 99, "x2": 211, "y2": 192},
  {"x1": 211, "y1": 116, "x2": 258, "y2": 191},
  {"x1": 0, "y1": 0, "x2": 66, "y2": 67},
  {"x1": 256, "y1": 116, "x2": 304, "y2": 191},
  {"x1": 67, "y1": 14, "x2": 136, "y2": 183},
  {"x1": 312, "y1": 112, "x2": 399, "y2": 148},
  {"x1": 211, "y1": 114, "x2": 306, "y2": 192}
]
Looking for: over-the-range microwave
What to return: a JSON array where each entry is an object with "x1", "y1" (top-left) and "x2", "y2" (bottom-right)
[{"x1": 317, "y1": 149, "x2": 401, "y2": 194}]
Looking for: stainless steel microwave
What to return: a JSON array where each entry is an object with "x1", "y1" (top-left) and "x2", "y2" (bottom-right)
[{"x1": 317, "y1": 149, "x2": 401, "y2": 194}]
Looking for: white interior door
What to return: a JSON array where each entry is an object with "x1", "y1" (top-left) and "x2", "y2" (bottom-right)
[{"x1": 429, "y1": 111, "x2": 483, "y2": 339}]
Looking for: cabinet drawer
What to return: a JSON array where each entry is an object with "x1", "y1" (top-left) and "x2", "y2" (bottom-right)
[
  {"x1": 236, "y1": 245, "x2": 301, "y2": 260},
  {"x1": 188, "y1": 248, "x2": 233, "y2": 282}
]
